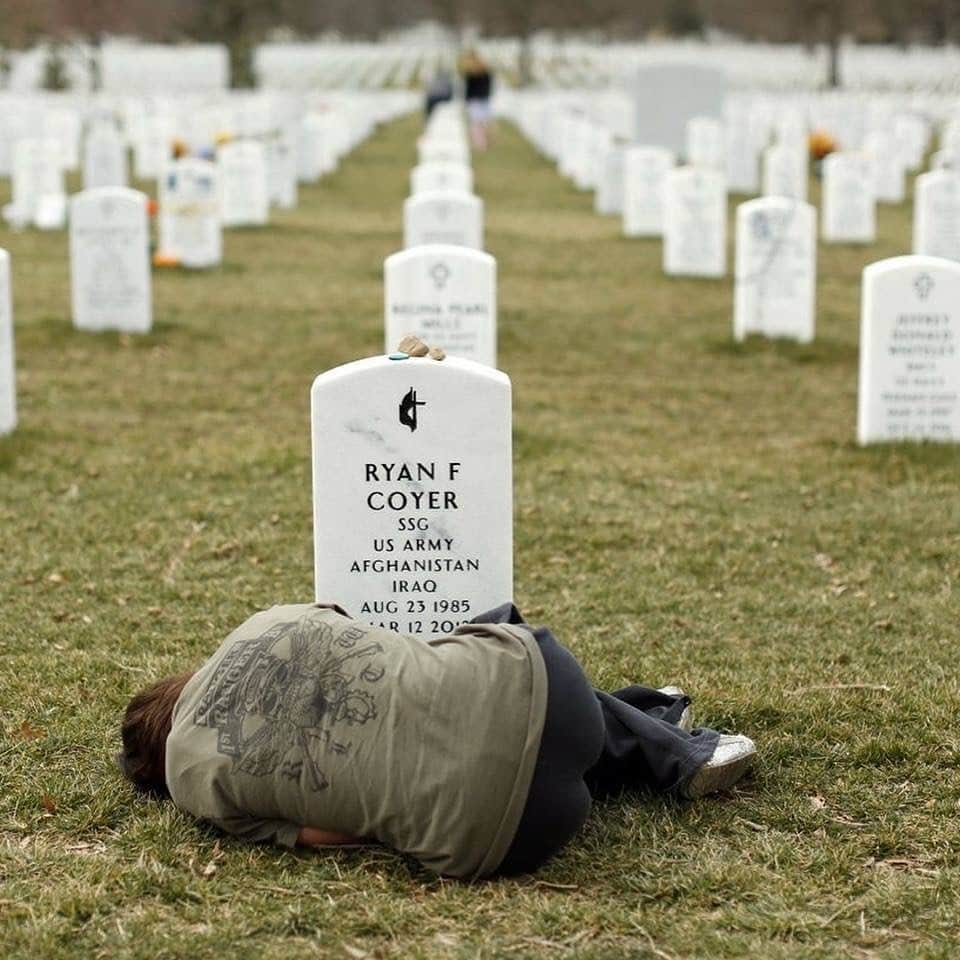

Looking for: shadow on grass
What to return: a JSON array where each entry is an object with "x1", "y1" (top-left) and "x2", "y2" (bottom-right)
[{"x1": 706, "y1": 333, "x2": 858, "y2": 366}]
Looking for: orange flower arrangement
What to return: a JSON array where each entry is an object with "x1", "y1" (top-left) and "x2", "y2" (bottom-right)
[
  {"x1": 809, "y1": 130, "x2": 837, "y2": 160},
  {"x1": 153, "y1": 251, "x2": 180, "y2": 268}
]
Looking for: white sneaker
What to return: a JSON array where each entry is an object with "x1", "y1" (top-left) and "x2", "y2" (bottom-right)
[
  {"x1": 658, "y1": 686, "x2": 693, "y2": 733},
  {"x1": 681, "y1": 734, "x2": 756, "y2": 800}
]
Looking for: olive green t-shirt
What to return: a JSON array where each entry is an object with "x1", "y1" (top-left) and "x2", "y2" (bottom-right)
[{"x1": 165, "y1": 603, "x2": 548, "y2": 880}]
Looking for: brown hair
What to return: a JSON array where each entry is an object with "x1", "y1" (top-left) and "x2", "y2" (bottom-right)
[{"x1": 118, "y1": 671, "x2": 195, "y2": 797}]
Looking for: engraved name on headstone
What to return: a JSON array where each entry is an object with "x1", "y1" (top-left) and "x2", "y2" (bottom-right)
[
  {"x1": 311, "y1": 354, "x2": 512, "y2": 636},
  {"x1": 385, "y1": 246, "x2": 496, "y2": 366},
  {"x1": 858, "y1": 255, "x2": 960, "y2": 443}
]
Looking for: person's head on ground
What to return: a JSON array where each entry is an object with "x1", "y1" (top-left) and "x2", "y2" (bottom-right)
[{"x1": 118, "y1": 670, "x2": 195, "y2": 797}]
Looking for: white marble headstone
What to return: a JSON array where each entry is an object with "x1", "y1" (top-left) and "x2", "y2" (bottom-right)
[
  {"x1": 595, "y1": 146, "x2": 626, "y2": 216},
  {"x1": 384, "y1": 245, "x2": 496, "y2": 367},
  {"x1": 403, "y1": 191, "x2": 483, "y2": 250},
  {"x1": 864, "y1": 131, "x2": 905, "y2": 204},
  {"x1": 734, "y1": 197, "x2": 816, "y2": 343},
  {"x1": 11, "y1": 138, "x2": 63, "y2": 226},
  {"x1": 913, "y1": 170, "x2": 960, "y2": 262},
  {"x1": 762, "y1": 144, "x2": 808, "y2": 201},
  {"x1": 159, "y1": 159, "x2": 222, "y2": 268},
  {"x1": 822, "y1": 153, "x2": 876, "y2": 244},
  {"x1": 858, "y1": 255, "x2": 960, "y2": 444},
  {"x1": 686, "y1": 116, "x2": 725, "y2": 169},
  {"x1": 0, "y1": 250, "x2": 15, "y2": 436},
  {"x1": 70, "y1": 188, "x2": 152, "y2": 333},
  {"x1": 268, "y1": 133, "x2": 298, "y2": 209},
  {"x1": 83, "y1": 123, "x2": 127, "y2": 190},
  {"x1": 622, "y1": 146, "x2": 674, "y2": 238},
  {"x1": 411, "y1": 161, "x2": 473, "y2": 196},
  {"x1": 311, "y1": 354, "x2": 512, "y2": 636},
  {"x1": 219, "y1": 140, "x2": 269, "y2": 227},
  {"x1": 663, "y1": 166, "x2": 727, "y2": 278}
]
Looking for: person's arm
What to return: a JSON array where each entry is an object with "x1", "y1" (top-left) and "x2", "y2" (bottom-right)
[{"x1": 296, "y1": 826, "x2": 363, "y2": 847}]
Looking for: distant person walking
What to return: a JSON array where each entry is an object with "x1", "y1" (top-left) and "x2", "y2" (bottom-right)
[
  {"x1": 461, "y1": 50, "x2": 494, "y2": 151},
  {"x1": 424, "y1": 69, "x2": 454, "y2": 120}
]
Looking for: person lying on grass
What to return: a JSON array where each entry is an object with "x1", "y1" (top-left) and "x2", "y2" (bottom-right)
[{"x1": 119, "y1": 602, "x2": 756, "y2": 880}]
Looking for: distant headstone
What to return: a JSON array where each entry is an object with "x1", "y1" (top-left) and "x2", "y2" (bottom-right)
[
  {"x1": 384, "y1": 245, "x2": 496, "y2": 366},
  {"x1": 411, "y1": 161, "x2": 473, "y2": 196},
  {"x1": 762, "y1": 144, "x2": 808, "y2": 201},
  {"x1": 159, "y1": 159, "x2": 222, "y2": 268},
  {"x1": 595, "y1": 146, "x2": 626, "y2": 216},
  {"x1": 10, "y1": 138, "x2": 63, "y2": 226},
  {"x1": 70, "y1": 187, "x2": 152, "y2": 333},
  {"x1": 734, "y1": 197, "x2": 816, "y2": 343},
  {"x1": 0, "y1": 249, "x2": 15, "y2": 435},
  {"x1": 685, "y1": 116, "x2": 724, "y2": 169},
  {"x1": 629, "y1": 65, "x2": 728, "y2": 156},
  {"x1": 622, "y1": 146, "x2": 674, "y2": 237},
  {"x1": 858, "y1": 255, "x2": 960, "y2": 444},
  {"x1": 403, "y1": 190, "x2": 483, "y2": 250},
  {"x1": 822, "y1": 153, "x2": 876, "y2": 244},
  {"x1": 267, "y1": 133, "x2": 298, "y2": 209},
  {"x1": 83, "y1": 123, "x2": 127, "y2": 190},
  {"x1": 913, "y1": 170, "x2": 960, "y2": 262},
  {"x1": 311, "y1": 354, "x2": 512, "y2": 635},
  {"x1": 663, "y1": 167, "x2": 727, "y2": 278},
  {"x1": 864, "y1": 131, "x2": 905, "y2": 204},
  {"x1": 218, "y1": 140, "x2": 269, "y2": 227}
]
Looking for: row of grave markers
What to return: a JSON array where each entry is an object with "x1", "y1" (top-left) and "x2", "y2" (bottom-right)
[
  {"x1": 315, "y1": 103, "x2": 508, "y2": 631},
  {"x1": 504, "y1": 89, "x2": 959, "y2": 445}
]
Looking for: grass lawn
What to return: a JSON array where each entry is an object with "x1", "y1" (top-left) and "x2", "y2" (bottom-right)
[{"x1": 1, "y1": 114, "x2": 958, "y2": 959}]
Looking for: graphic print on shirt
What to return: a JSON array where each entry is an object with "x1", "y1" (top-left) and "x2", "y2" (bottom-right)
[{"x1": 192, "y1": 612, "x2": 385, "y2": 791}]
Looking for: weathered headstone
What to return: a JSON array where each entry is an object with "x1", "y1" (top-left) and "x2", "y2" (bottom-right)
[
  {"x1": 403, "y1": 190, "x2": 483, "y2": 250},
  {"x1": 411, "y1": 161, "x2": 474, "y2": 196},
  {"x1": 83, "y1": 123, "x2": 127, "y2": 190},
  {"x1": 311, "y1": 354, "x2": 512, "y2": 635},
  {"x1": 663, "y1": 166, "x2": 727, "y2": 277},
  {"x1": 0, "y1": 249, "x2": 15, "y2": 436},
  {"x1": 858, "y1": 255, "x2": 960, "y2": 444},
  {"x1": 384, "y1": 245, "x2": 496, "y2": 366},
  {"x1": 218, "y1": 140, "x2": 269, "y2": 227},
  {"x1": 913, "y1": 170, "x2": 960, "y2": 262},
  {"x1": 822, "y1": 152, "x2": 876, "y2": 244},
  {"x1": 158, "y1": 159, "x2": 222, "y2": 268},
  {"x1": 70, "y1": 188, "x2": 152, "y2": 333},
  {"x1": 734, "y1": 197, "x2": 816, "y2": 343},
  {"x1": 622, "y1": 146, "x2": 674, "y2": 237}
]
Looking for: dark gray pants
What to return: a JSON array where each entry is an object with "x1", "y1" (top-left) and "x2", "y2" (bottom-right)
[{"x1": 475, "y1": 604, "x2": 719, "y2": 876}]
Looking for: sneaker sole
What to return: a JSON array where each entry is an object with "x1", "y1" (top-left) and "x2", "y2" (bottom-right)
[{"x1": 681, "y1": 748, "x2": 756, "y2": 800}]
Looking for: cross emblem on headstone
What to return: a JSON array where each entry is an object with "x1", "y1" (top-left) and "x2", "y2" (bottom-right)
[
  {"x1": 429, "y1": 262, "x2": 450, "y2": 290},
  {"x1": 914, "y1": 273, "x2": 934, "y2": 300}
]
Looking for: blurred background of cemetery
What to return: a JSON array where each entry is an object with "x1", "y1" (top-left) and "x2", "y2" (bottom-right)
[{"x1": 3, "y1": 0, "x2": 960, "y2": 93}]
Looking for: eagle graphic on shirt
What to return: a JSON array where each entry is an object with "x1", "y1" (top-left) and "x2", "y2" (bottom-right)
[{"x1": 192, "y1": 612, "x2": 384, "y2": 792}]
